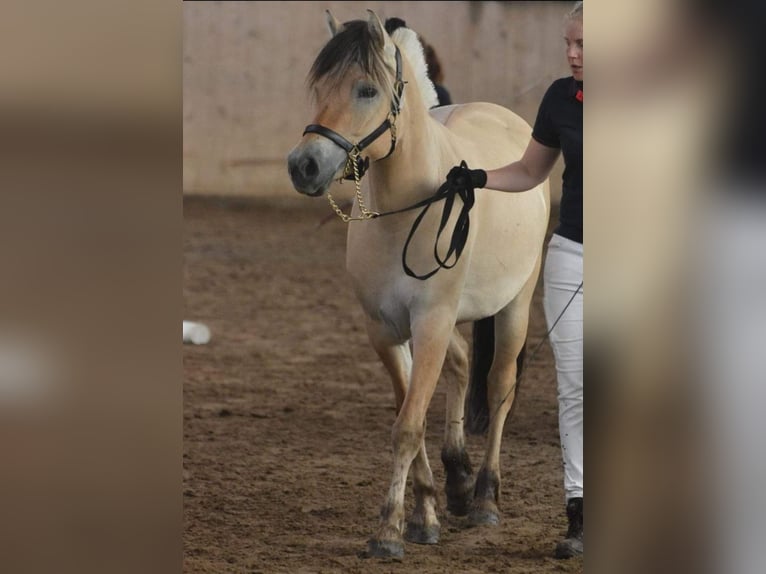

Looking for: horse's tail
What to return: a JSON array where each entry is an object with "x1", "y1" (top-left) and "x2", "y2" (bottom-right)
[{"x1": 465, "y1": 316, "x2": 527, "y2": 435}]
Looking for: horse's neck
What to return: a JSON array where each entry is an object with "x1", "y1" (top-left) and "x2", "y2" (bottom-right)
[{"x1": 368, "y1": 92, "x2": 445, "y2": 213}]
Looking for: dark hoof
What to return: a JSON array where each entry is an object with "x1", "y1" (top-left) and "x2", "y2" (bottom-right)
[
  {"x1": 445, "y1": 473, "x2": 475, "y2": 516},
  {"x1": 467, "y1": 508, "x2": 500, "y2": 526},
  {"x1": 404, "y1": 522, "x2": 440, "y2": 545},
  {"x1": 555, "y1": 537, "x2": 583, "y2": 559},
  {"x1": 366, "y1": 538, "x2": 404, "y2": 560},
  {"x1": 446, "y1": 491, "x2": 474, "y2": 517}
]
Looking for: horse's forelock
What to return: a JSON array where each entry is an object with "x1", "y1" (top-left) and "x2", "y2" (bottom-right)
[{"x1": 308, "y1": 20, "x2": 395, "y2": 98}]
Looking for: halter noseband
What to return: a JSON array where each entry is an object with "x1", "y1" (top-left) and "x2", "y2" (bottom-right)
[{"x1": 302, "y1": 46, "x2": 405, "y2": 182}]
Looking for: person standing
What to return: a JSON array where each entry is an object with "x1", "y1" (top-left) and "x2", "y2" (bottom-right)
[{"x1": 443, "y1": 1, "x2": 584, "y2": 559}]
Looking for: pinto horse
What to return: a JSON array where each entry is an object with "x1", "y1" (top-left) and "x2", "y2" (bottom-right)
[{"x1": 287, "y1": 10, "x2": 550, "y2": 559}]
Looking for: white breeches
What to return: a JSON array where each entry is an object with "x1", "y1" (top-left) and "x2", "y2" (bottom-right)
[{"x1": 543, "y1": 233, "x2": 583, "y2": 501}]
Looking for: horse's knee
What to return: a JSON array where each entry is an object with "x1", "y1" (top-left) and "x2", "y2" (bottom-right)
[
  {"x1": 445, "y1": 347, "x2": 469, "y2": 380},
  {"x1": 445, "y1": 336, "x2": 470, "y2": 382},
  {"x1": 392, "y1": 420, "x2": 424, "y2": 454}
]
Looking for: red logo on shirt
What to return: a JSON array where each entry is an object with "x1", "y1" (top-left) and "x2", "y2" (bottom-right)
[{"x1": 575, "y1": 90, "x2": 583, "y2": 103}]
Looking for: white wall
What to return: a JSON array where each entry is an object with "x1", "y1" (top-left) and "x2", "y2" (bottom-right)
[{"x1": 183, "y1": 1, "x2": 574, "y2": 200}]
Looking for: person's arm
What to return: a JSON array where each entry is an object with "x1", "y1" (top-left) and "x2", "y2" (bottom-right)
[
  {"x1": 484, "y1": 139, "x2": 560, "y2": 192},
  {"x1": 446, "y1": 138, "x2": 560, "y2": 194}
]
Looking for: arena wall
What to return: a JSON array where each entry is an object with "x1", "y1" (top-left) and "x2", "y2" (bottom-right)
[{"x1": 183, "y1": 1, "x2": 574, "y2": 202}]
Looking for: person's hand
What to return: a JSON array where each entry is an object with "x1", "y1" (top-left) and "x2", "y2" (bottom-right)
[{"x1": 446, "y1": 161, "x2": 487, "y2": 191}]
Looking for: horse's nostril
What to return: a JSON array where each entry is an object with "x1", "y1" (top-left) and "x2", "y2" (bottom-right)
[{"x1": 302, "y1": 157, "x2": 318, "y2": 178}]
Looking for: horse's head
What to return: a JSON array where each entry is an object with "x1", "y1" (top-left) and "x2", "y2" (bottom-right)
[{"x1": 287, "y1": 10, "x2": 403, "y2": 197}]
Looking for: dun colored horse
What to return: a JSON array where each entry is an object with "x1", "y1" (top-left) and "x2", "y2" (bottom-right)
[{"x1": 287, "y1": 10, "x2": 550, "y2": 559}]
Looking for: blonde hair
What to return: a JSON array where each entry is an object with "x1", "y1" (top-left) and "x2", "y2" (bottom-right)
[{"x1": 567, "y1": 1, "x2": 583, "y2": 20}]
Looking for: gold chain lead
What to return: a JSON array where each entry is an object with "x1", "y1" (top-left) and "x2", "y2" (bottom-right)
[{"x1": 326, "y1": 148, "x2": 381, "y2": 223}]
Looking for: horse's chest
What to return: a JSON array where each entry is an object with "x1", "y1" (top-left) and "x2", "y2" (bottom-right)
[{"x1": 347, "y1": 226, "x2": 462, "y2": 341}]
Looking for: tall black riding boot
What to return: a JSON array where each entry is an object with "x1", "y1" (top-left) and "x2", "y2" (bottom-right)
[{"x1": 555, "y1": 496, "x2": 583, "y2": 559}]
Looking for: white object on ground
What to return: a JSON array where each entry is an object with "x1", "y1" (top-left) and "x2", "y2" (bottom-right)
[{"x1": 183, "y1": 321, "x2": 211, "y2": 345}]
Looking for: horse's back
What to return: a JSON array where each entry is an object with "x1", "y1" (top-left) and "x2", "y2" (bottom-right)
[{"x1": 430, "y1": 102, "x2": 533, "y2": 170}]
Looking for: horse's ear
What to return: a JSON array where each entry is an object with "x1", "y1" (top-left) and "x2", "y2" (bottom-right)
[
  {"x1": 325, "y1": 10, "x2": 344, "y2": 37},
  {"x1": 366, "y1": 9, "x2": 387, "y2": 48}
]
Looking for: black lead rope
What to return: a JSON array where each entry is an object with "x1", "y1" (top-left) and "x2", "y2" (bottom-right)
[{"x1": 370, "y1": 161, "x2": 475, "y2": 281}]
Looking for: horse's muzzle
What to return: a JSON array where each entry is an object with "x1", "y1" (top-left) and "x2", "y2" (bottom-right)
[
  {"x1": 287, "y1": 152, "x2": 323, "y2": 196},
  {"x1": 287, "y1": 141, "x2": 345, "y2": 197}
]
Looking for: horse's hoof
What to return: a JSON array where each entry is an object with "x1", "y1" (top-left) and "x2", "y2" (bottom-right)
[
  {"x1": 366, "y1": 538, "x2": 405, "y2": 560},
  {"x1": 468, "y1": 508, "x2": 500, "y2": 526},
  {"x1": 446, "y1": 492, "x2": 473, "y2": 517},
  {"x1": 404, "y1": 522, "x2": 440, "y2": 545}
]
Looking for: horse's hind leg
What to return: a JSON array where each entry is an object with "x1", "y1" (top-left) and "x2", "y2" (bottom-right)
[
  {"x1": 364, "y1": 320, "x2": 442, "y2": 558},
  {"x1": 470, "y1": 263, "x2": 539, "y2": 526},
  {"x1": 441, "y1": 327, "x2": 475, "y2": 516}
]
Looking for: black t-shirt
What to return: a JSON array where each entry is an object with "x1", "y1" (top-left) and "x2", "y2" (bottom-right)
[
  {"x1": 532, "y1": 77, "x2": 583, "y2": 243},
  {"x1": 434, "y1": 84, "x2": 452, "y2": 107},
  {"x1": 696, "y1": 0, "x2": 766, "y2": 186}
]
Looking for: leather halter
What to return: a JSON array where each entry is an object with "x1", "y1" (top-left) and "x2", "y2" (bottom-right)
[{"x1": 302, "y1": 46, "x2": 405, "y2": 179}]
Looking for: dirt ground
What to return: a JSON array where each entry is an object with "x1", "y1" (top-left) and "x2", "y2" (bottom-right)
[{"x1": 183, "y1": 194, "x2": 582, "y2": 574}]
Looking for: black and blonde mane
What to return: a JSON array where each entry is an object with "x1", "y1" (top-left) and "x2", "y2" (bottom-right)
[{"x1": 307, "y1": 20, "x2": 438, "y2": 109}]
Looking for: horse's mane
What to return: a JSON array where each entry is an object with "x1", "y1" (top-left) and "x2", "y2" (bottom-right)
[
  {"x1": 390, "y1": 27, "x2": 439, "y2": 110},
  {"x1": 308, "y1": 20, "x2": 439, "y2": 110}
]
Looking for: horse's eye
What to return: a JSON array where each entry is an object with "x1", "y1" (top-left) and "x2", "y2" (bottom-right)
[{"x1": 357, "y1": 86, "x2": 378, "y2": 99}]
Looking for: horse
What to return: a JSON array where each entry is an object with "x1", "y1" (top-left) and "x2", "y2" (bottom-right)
[{"x1": 287, "y1": 10, "x2": 550, "y2": 559}]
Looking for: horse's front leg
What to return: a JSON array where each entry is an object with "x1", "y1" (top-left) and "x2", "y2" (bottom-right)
[{"x1": 366, "y1": 316, "x2": 452, "y2": 559}]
